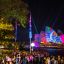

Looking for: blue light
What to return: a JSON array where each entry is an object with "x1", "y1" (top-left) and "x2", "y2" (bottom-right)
[{"x1": 29, "y1": 31, "x2": 32, "y2": 38}]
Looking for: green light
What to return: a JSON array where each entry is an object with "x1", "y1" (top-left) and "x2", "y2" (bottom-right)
[
  {"x1": 58, "y1": 17, "x2": 62, "y2": 22},
  {"x1": 50, "y1": 17, "x2": 54, "y2": 21}
]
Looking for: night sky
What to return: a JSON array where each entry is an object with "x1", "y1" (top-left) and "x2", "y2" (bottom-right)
[
  {"x1": 24, "y1": 0, "x2": 64, "y2": 33},
  {"x1": 17, "y1": 0, "x2": 64, "y2": 42}
]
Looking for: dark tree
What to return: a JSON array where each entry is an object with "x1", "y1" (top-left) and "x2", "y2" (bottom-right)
[{"x1": 0, "y1": 0, "x2": 29, "y2": 28}]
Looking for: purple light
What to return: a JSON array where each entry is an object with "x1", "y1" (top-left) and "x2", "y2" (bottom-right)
[
  {"x1": 34, "y1": 41, "x2": 39, "y2": 47},
  {"x1": 29, "y1": 14, "x2": 31, "y2": 22},
  {"x1": 60, "y1": 34, "x2": 64, "y2": 44}
]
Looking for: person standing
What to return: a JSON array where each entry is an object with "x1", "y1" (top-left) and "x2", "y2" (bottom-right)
[
  {"x1": 57, "y1": 56, "x2": 61, "y2": 64},
  {"x1": 61, "y1": 57, "x2": 64, "y2": 64},
  {"x1": 54, "y1": 57, "x2": 58, "y2": 64},
  {"x1": 46, "y1": 57, "x2": 51, "y2": 64},
  {"x1": 15, "y1": 54, "x2": 21, "y2": 64}
]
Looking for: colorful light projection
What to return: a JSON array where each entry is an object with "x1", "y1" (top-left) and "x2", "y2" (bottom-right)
[
  {"x1": 45, "y1": 26, "x2": 56, "y2": 42},
  {"x1": 40, "y1": 31, "x2": 47, "y2": 44},
  {"x1": 34, "y1": 26, "x2": 62, "y2": 44},
  {"x1": 56, "y1": 36, "x2": 61, "y2": 43},
  {"x1": 45, "y1": 26, "x2": 61, "y2": 43},
  {"x1": 60, "y1": 34, "x2": 64, "y2": 44},
  {"x1": 34, "y1": 34, "x2": 40, "y2": 42},
  {"x1": 34, "y1": 41, "x2": 39, "y2": 47}
]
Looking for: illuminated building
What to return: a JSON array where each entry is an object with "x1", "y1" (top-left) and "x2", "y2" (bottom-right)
[
  {"x1": 34, "y1": 26, "x2": 63, "y2": 45},
  {"x1": 34, "y1": 34, "x2": 40, "y2": 42},
  {"x1": 60, "y1": 34, "x2": 64, "y2": 44},
  {"x1": 40, "y1": 31, "x2": 47, "y2": 44}
]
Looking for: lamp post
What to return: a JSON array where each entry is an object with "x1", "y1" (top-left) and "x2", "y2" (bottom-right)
[
  {"x1": 31, "y1": 43, "x2": 35, "y2": 52},
  {"x1": 29, "y1": 13, "x2": 32, "y2": 53}
]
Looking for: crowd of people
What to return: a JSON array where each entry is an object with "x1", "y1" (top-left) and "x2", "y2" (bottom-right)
[{"x1": 0, "y1": 51, "x2": 64, "y2": 64}]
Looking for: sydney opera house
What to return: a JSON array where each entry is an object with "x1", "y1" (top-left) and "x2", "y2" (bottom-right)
[{"x1": 33, "y1": 26, "x2": 64, "y2": 48}]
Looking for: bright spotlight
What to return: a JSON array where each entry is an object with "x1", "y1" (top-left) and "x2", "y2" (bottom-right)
[{"x1": 31, "y1": 43, "x2": 35, "y2": 47}]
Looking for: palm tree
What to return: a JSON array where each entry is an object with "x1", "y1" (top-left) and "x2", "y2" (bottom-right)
[
  {"x1": 0, "y1": 0, "x2": 29, "y2": 28},
  {"x1": 0, "y1": 0, "x2": 29, "y2": 50}
]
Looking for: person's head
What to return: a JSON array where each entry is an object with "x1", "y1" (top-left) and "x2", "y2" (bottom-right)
[{"x1": 58, "y1": 55, "x2": 61, "y2": 60}]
